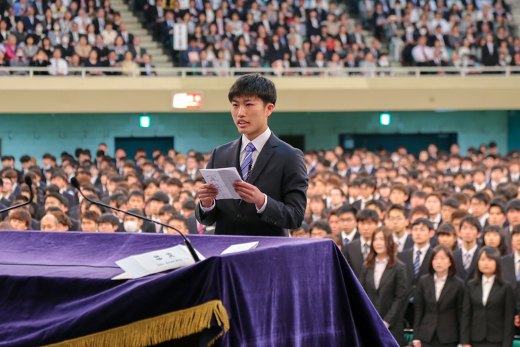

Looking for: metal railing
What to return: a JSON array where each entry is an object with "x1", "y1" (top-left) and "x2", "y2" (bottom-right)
[{"x1": 1, "y1": 65, "x2": 520, "y2": 77}]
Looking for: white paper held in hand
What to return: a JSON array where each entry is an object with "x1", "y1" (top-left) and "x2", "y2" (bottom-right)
[
  {"x1": 200, "y1": 167, "x2": 243, "y2": 200},
  {"x1": 112, "y1": 245, "x2": 205, "y2": 280},
  {"x1": 221, "y1": 241, "x2": 259, "y2": 255}
]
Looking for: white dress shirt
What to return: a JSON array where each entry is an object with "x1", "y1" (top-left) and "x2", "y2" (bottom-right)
[
  {"x1": 201, "y1": 127, "x2": 271, "y2": 214},
  {"x1": 474, "y1": 181, "x2": 487, "y2": 192},
  {"x1": 343, "y1": 229, "x2": 358, "y2": 243},
  {"x1": 413, "y1": 244, "x2": 431, "y2": 267},
  {"x1": 482, "y1": 275, "x2": 495, "y2": 306},
  {"x1": 394, "y1": 233, "x2": 409, "y2": 253},
  {"x1": 374, "y1": 257, "x2": 388, "y2": 289},
  {"x1": 434, "y1": 273, "x2": 447, "y2": 301},
  {"x1": 430, "y1": 213, "x2": 442, "y2": 230}
]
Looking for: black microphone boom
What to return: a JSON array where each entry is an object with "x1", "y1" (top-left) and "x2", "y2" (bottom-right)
[
  {"x1": 0, "y1": 176, "x2": 34, "y2": 214},
  {"x1": 70, "y1": 177, "x2": 200, "y2": 263}
]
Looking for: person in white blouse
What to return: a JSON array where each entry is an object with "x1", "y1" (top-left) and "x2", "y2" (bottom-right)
[
  {"x1": 360, "y1": 227, "x2": 408, "y2": 346},
  {"x1": 413, "y1": 245, "x2": 465, "y2": 347},
  {"x1": 48, "y1": 49, "x2": 68, "y2": 75},
  {"x1": 461, "y1": 246, "x2": 515, "y2": 347}
]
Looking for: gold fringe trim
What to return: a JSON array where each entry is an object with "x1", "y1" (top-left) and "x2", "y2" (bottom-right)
[{"x1": 44, "y1": 300, "x2": 230, "y2": 347}]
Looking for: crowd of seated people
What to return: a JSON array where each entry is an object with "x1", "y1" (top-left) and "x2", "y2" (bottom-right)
[
  {"x1": 136, "y1": 0, "x2": 517, "y2": 74},
  {"x1": 1, "y1": 140, "x2": 520, "y2": 344},
  {"x1": 0, "y1": 0, "x2": 157, "y2": 75}
]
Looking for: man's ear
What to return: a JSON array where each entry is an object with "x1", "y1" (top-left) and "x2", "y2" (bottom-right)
[{"x1": 266, "y1": 103, "x2": 274, "y2": 117}]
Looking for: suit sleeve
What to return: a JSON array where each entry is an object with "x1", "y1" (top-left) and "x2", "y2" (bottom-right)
[
  {"x1": 460, "y1": 284, "x2": 472, "y2": 345},
  {"x1": 413, "y1": 278, "x2": 425, "y2": 338},
  {"x1": 195, "y1": 148, "x2": 218, "y2": 226},
  {"x1": 259, "y1": 148, "x2": 308, "y2": 229},
  {"x1": 503, "y1": 283, "x2": 515, "y2": 347},
  {"x1": 456, "y1": 281, "x2": 464, "y2": 331},
  {"x1": 383, "y1": 263, "x2": 408, "y2": 327},
  {"x1": 359, "y1": 266, "x2": 367, "y2": 290}
]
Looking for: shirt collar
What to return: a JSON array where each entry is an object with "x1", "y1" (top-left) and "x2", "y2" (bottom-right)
[
  {"x1": 515, "y1": 251, "x2": 520, "y2": 265},
  {"x1": 394, "y1": 232, "x2": 408, "y2": 245},
  {"x1": 375, "y1": 257, "x2": 388, "y2": 265},
  {"x1": 414, "y1": 243, "x2": 430, "y2": 255},
  {"x1": 462, "y1": 244, "x2": 478, "y2": 257},
  {"x1": 431, "y1": 213, "x2": 441, "y2": 223},
  {"x1": 483, "y1": 274, "x2": 495, "y2": 285},
  {"x1": 241, "y1": 127, "x2": 271, "y2": 155},
  {"x1": 434, "y1": 273, "x2": 447, "y2": 283}
]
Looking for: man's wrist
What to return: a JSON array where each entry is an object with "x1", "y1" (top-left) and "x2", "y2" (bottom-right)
[{"x1": 255, "y1": 194, "x2": 266, "y2": 210}]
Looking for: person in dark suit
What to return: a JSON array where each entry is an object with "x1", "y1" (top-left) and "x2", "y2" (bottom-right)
[
  {"x1": 461, "y1": 246, "x2": 515, "y2": 347},
  {"x1": 414, "y1": 245, "x2": 465, "y2": 347},
  {"x1": 502, "y1": 224, "x2": 520, "y2": 292},
  {"x1": 398, "y1": 218, "x2": 435, "y2": 328},
  {"x1": 195, "y1": 74, "x2": 308, "y2": 236},
  {"x1": 453, "y1": 215, "x2": 482, "y2": 283},
  {"x1": 481, "y1": 34, "x2": 499, "y2": 66},
  {"x1": 386, "y1": 204, "x2": 413, "y2": 253},
  {"x1": 360, "y1": 226, "x2": 408, "y2": 347},
  {"x1": 343, "y1": 209, "x2": 379, "y2": 280},
  {"x1": 336, "y1": 204, "x2": 359, "y2": 248},
  {"x1": 21, "y1": 7, "x2": 41, "y2": 33}
]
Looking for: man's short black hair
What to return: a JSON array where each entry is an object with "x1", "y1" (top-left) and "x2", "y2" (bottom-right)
[
  {"x1": 471, "y1": 192, "x2": 491, "y2": 205},
  {"x1": 411, "y1": 218, "x2": 434, "y2": 230},
  {"x1": 489, "y1": 199, "x2": 506, "y2": 214},
  {"x1": 442, "y1": 197, "x2": 460, "y2": 209},
  {"x1": 97, "y1": 213, "x2": 119, "y2": 226},
  {"x1": 356, "y1": 209, "x2": 379, "y2": 224},
  {"x1": 506, "y1": 199, "x2": 520, "y2": 213},
  {"x1": 309, "y1": 220, "x2": 332, "y2": 234},
  {"x1": 336, "y1": 204, "x2": 358, "y2": 217},
  {"x1": 168, "y1": 214, "x2": 188, "y2": 228},
  {"x1": 290, "y1": 221, "x2": 309, "y2": 234},
  {"x1": 228, "y1": 73, "x2": 277, "y2": 106},
  {"x1": 182, "y1": 198, "x2": 196, "y2": 210},
  {"x1": 460, "y1": 215, "x2": 482, "y2": 233},
  {"x1": 126, "y1": 208, "x2": 144, "y2": 217},
  {"x1": 20, "y1": 155, "x2": 31, "y2": 163},
  {"x1": 150, "y1": 191, "x2": 170, "y2": 204},
  {"x1": 45, "y1": 193, "x2": 67, "y2": 207}
]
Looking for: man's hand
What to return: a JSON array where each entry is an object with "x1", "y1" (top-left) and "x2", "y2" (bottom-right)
[
  {"x1": 197, "y1": 183, "x2": 218, "y2": 207},
  {"x1": 515, "y1": 315, "x2": 519, "y2": 327},
  {"x1": 233, "y1": 181, "x2": 265, "y2": 209}
]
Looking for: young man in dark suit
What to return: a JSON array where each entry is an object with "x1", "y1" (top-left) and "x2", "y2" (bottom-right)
[
  {"x1": 398, "y1": 218, "x2": 435, "y2": 327},
  {"x1": 453, "y1": 215, "x2": 482, "y2": 283},
  {"x1": 343, "y1": 209, "x2": 379, "y2": 280},
  {"x1": 196, "y1": 73, "x2": 308, "y2": 236},
  {"x1": 386, "y1": 204, "x2": 413, "y2": 253},
  {"x1": 336, "y1": 204, "x2": 359, "y2": 248}
]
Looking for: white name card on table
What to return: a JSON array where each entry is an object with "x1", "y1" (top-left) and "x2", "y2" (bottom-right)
[
  {"x1": 221, "y1": 242, "x2": 259, "y2": 255},
  {"x1": 200, "y1": 167, "x2": 242, "y2": 200},
  {"x1": 112, "y1": 245, "x2": 205, "y2": 280}
]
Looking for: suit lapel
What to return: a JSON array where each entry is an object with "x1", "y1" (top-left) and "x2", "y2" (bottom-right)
[
  {"x1": 486, "y1": 281, "x2": 499, "y2": 306},
  {"x1": 378, "y1": 266, "x2": 392, "y2": 291},
  {"x1": 437, "y1": 276, "x2": 451, "y2": 303},
  {"x1": 247, "y1": 133, "x2": 278, "y2": 185}
]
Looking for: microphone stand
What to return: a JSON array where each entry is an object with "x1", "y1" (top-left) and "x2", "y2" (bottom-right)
[{"x1": 70, "y1": 177, "x2": 200, "y2": 263}]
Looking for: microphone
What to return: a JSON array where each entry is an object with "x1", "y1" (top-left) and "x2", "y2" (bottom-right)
[
  {"x1": 70, "y1": 177, "x2": 200, "y2": 263},
  {"x1": 0, "y1": 176, "x2": 34, "y2": 214}
]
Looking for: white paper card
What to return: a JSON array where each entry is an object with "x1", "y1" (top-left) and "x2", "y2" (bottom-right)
[
  {"x1": 200, "y1": 167, "x2": 242, "y2": 200},
  {"x1": 221, "y1": 241, "x2": 259, "y2": 255},
  {"x1": 112, "y1": 245, "x2": 204, "y2": 280}
]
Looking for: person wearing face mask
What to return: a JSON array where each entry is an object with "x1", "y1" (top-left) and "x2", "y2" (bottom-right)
[
  {"x1": 122, "y1": 208, "x2": 144, "y2": 233},
  {"x1": 58, "y1": 34, "x2": 74, "y2": 60},
  {"x1": 9, "y1": 47, "x2": 29, "y2": 75},
  {"x1": 48, "y1": 23, "x2": 63, "y2": 46}
]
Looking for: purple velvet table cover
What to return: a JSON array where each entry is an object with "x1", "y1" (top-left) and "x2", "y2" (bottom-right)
[{"x1": 0, "y1": 231, "x2": 398, "y2": 347}]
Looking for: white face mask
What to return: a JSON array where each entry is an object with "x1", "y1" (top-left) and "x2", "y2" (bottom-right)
[
  {"x1": 36, "y1": 27, "x2": 43, "y2": 33},
  {"x1": 124, "y1": 221, "x2": 139, "y2": 232},
  {"x1": 54, "y1": 25, "x2": 60, "y2": 31},
  {"x1": 419, "y1": 28, "x2": 427, "y2": 36},
  {"x1": 62, "y1": 36, "x2": 69, "y2": 44},
  {"x1": 406, "y1": 26, "x2": 414, "y2": 33}
]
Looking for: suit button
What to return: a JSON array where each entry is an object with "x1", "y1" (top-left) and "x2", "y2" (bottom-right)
[{"x1": 237, "y1": 214, "x2": 242, "y2": 218}]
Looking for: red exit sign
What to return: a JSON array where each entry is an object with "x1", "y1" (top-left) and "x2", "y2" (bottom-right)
[{"x1": 172, "y1": 93, "x2": 202, "y2": 109}]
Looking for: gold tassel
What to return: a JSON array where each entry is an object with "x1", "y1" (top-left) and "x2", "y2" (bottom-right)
[{"x1": 43, "y1": 300, "x2": 230, "y2": 347}]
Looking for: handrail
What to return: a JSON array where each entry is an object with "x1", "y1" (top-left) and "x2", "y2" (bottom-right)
[{"x1": 1, "y1": 65, "x2": 520, "y2": 77}]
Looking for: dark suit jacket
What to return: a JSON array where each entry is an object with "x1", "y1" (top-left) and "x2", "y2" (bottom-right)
[
  {"x1": 195, "y1": 133, "x2": 308, "y2": 236},
  {"x1": 187, "y1": 214, "x2": 199, "y2": 234},
  {"x1": 342, "y1": 238, "x2": 366, "y2": 280},
  {"x1": 21, "y1": 16, "x2": 41, "y2": 33},
  {"x1": 401, "y1": 234, "x2": 414, "y2": 252},
  {"x1": 398, "y1": 246, "x2": 433, "y2": 299},
  {"x1": 481, "y1": 44, "x2": 499, "y2": 66},
  {"x1": 337, "y1": 230, "x2": 359, "y2": 251},
  {"x1": 461, "y1": 279, "x2": 515, "y2": 346},
  {"x1": 414, "y1": 275, "x2": 464, "y2": 344},
  {"x1": 502, "y1": 254, "x2": 519, "y2": 293},
  {"x1": 453, "y1": 246, "x2": 480, "y2": 282},
  {"x1": 360, "y1": 262, "x2": 408, "y2": 346}
]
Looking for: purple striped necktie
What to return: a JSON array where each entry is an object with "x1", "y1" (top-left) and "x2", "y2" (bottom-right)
[{"x1": 241, "y1": 142, "x2": 256, "y2": 181}]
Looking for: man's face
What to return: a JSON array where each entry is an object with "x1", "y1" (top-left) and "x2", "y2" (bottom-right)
[
  {"x1": 425, "y1": 196, "x2": 441, "y2": 217},
  {"x1": 81, "y1": 218, "x2": 98, "y2": 232},
  {"x1": 470, "y1": 198, "x2": 488, "y2": 218},
  {"x1": 231, "y1": 96, "x2": 273, "y2": 141},
  {"x1": 412, "y1": 224, "x2": 433, "y2": 246},
  {"x1": 386, "y1": 209, "x2": 408, "y2": 233},
  {"x1": 358, "y1": 219, "x2": 377, "y2": 240},
  {"x1": 389, "y1": 189, "x2": 406, "y2": 205},
  {"x1": 460, "y1": 222, "x2": 479, "y2": 243},
  {"x1": 291, "y1": 227, "x2": 309, "y2": 238},
  {"x1": 45, "y1": 197, "x2": 64, "y2": 211},
  {"x1": 167, "y1": 219, "x2": 187, "y2": 234},
  {"x1": 150, "y1": 200, "x2": 165, "y2": 215},
  {"x1": 310, "y1": 227, "x2": 328, "y2": 238},
  {"x1": 10, "y1": 218, "x2": 28, "y2": 231},
  {"x1": 488, "y1": 206, "x2": 506, "y2": 226},
  {"x1": 98, "y1": 222, "x2": 116, "y2": 233},
  {"x1": 41, "y1": 216, "x2": 58, "y2": 231},
  {"x1": 127, "y1": 195, "x2": 144, "y2": 209},
  {"x1": 339, "y1": 212, "x2": 356, "y2": 233},
  {"x1": 507, "y1": 209, "x2": 520, "y2": 227},
  {"x1": 441, "y1": 205, "x2": 455, "y2": 223}
]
